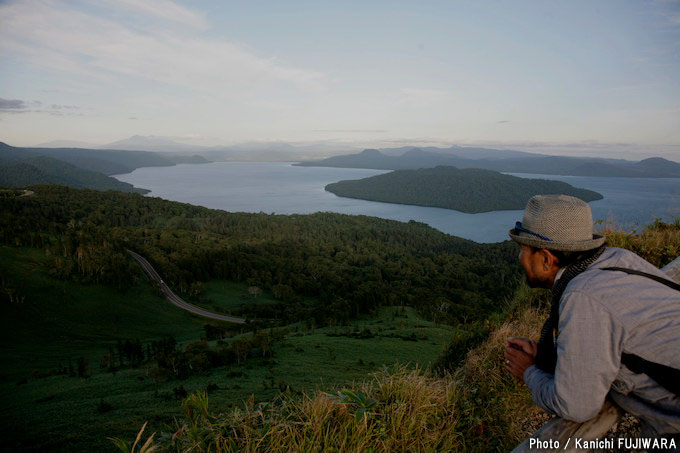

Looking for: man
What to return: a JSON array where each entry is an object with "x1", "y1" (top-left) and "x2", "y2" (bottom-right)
[{"x1": 504, "y1": 194, "x2": 680, "y2": 448}]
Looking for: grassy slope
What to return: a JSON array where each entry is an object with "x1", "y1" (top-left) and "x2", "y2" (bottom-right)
[
  {"x1": 0, "y1": 246, "x2": 207, "y2": 376},
  {"x1": 135, "y1": 220, "x2": 680, "y2": 452},
  {"x1": 194, "y1": 280, "x2": 279, "y2": 314},
  {"x1": 0, "y1": 246, "x2": 453, "y2": 452}
]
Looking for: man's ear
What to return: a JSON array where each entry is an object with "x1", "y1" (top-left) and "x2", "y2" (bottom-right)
[{"x1": 540, "y1": 249, "x2": 556, "y2": 270}]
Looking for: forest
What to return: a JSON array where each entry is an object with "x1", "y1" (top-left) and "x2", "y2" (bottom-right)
[
  {"x1": 1, "y1": 184, "x2": 520, "y2": 326},
  {"x1": 325, "y1": 165, "x2": 603, "y2": 213},
  {"x1": 0, "y1": 156, "x2": 147, "y2": 193},
  {"x1": 0, "y1": 184, "x2": 527, "y2": 450}
]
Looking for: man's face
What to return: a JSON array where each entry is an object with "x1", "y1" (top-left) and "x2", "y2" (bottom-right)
[{"x1": 518, "y1": 245, "x2": 554, "y2": 289}]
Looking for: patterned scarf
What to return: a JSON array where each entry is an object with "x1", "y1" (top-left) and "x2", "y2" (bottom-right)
[{"x1": 535, "y1": 245, "x2": 607, "y2": 374}]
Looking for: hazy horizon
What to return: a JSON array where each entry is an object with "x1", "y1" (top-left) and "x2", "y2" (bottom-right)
[
  {"x1": 2, "y1": 134, "x2": 676, "y2": 163},
  {"x1": 1, "y1": 1, "x2": 679, "y2": 161}
]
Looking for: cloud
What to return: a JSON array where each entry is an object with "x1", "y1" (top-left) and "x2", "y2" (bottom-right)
[
  {"x1": 497, "y1": 120, "x2": 511, "y2": 124},
  {"x1": 50, "y1": 104, "x2": 79, "y2": 110},
  {"x1": 0, "y1": 0, "x2": 325, "y2": 94},
  {"x1": 100, "y1": 0, "x2": 209, "y2": 31},
  {"x1": 0, "y1": 97, "x2": 81, "y2": 115},
  {"x1": 0, "y1": 98, "x2": 28, "y2": 110}
]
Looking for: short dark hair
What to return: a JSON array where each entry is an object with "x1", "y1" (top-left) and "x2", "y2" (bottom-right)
[
  {"x1": 526, "y1": 246, "x2": 602, "y2": 267},
  {"x1": 549, "y1": 248, "x2": 602, "y2": 267}
]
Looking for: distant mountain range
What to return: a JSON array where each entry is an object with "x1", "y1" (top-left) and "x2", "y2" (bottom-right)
[
  {"x1": 0, "y1": 142, "x2": 209, "y2": 192},
  {"x1": 37, "y1": 135, "x2": 357, "y2": 161},
  {"x1": 297, "y1": 147, "x2": 680, "y2": 178},
  {"x1": 37, "y1": 135, "x2": 205, "y2": 152},
  {"x1": 326, "y1": 166, "x2": 603, "y2": 213},
  {"x1": 370, "y1": 144, "x2": 541, "y2": 159}
]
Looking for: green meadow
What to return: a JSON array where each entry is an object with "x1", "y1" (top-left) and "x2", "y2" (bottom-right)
[{"x1": 0, "y1": 246, "x2": 454, "y2": 452}]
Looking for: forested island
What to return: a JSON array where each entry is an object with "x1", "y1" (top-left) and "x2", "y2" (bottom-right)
[{"x1": 325, "y1": 166, "x2": 603, "y2": 213}]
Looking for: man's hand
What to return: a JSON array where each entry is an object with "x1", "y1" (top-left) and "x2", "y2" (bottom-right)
[{"x1": 505, "y1": 337, "x2": 537, "y2": 383}]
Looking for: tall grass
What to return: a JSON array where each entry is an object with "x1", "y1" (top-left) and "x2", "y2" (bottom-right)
[
  {"x1": 599, "y1": 218, "x2": 680, "y2": 267},
  {"x1": 118, "y1": 220, "x2": 680, "y2": 452},
  {"x1": 119, "y1": 289, "x2": 548, "y2": 452}
]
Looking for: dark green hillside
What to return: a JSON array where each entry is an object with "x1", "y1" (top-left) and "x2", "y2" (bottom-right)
[
  {"x1": 0, "y1": 185, "x2": 520, "y2": 450},
  {"x1": 0, "y1": 244, "x2": 461, "y2": 451},
  {"x1": 0, "y1": 156, "x2": 148, "y2": 193},
  {"x1": 326, "y1": 166, "x2": 603, "y2": 213},
  {"x1": 1, "y1": 185, "x2": 519, "y2": 324}
]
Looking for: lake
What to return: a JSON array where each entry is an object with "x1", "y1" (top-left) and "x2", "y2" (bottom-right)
[{"x1": 114, "y1": 162, "x2": 680, "y2": 243}]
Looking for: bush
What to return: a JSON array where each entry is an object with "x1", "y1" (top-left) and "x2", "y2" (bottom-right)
[
  {"x1": 601, "y1": 218, "x2": 680, "y2": 267},
  {"x1": 173, "y1": 385, "x2": 188, "y2": 400},
  {"x1": 96, "y1": 399, "x2": 114, "y2": 414}
]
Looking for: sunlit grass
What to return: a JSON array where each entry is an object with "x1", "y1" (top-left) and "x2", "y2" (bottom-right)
[
  {"x1": 599, "y1": 217, "x2": 680, "y2": 267},
  {"x1": 128, "y1": 220, "x2": 680, "y2": 452}
]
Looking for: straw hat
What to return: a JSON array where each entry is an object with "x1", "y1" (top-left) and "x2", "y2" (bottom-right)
[{"x1": 508, "y1": 194, "x2": 605, "y2": 252}]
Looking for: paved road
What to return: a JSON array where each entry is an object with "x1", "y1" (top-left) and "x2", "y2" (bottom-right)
[{"x1": 127, "y1": 249, "x2": 246, "y2": 324}]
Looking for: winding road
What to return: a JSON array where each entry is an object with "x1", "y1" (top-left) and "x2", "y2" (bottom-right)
[{"x1": 127, "y1": 249, "x2": 246, "y2": 324}]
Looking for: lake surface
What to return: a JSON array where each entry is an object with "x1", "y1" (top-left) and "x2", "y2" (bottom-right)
[{"x1": 114, "y1": 162, "x2": 680, "y2": 243}]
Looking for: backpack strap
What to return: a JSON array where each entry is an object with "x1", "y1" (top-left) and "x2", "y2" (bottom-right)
[
  {"x1": 620, "y1": 353, "x2": 680, "y2": 396},
  {"x1": 602, "y1": 266, "x2": 680, "y2": 396},
  {"x1": 602, "y1": 266, "x2": 680, "y2": 292}
]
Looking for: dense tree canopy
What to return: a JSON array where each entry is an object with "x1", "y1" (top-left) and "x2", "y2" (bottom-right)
[
  {"x1": 0, "y1": 156, "x2": 146, "y2": 193},
  {"x1": 326, "y1": 166, "x2": 603, "y2": 213},
  {"x1": 0, "y1": 185, "x2": 522, "y2": 325}
]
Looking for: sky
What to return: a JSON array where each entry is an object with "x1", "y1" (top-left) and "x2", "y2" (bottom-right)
[{"x1": 1, "y1": 0, "x2": 679, "y2": 159}]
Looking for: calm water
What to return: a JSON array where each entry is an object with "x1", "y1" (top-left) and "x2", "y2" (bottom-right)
[{"x1": 114, "y1": 162, "x2": 680, "y2": 243}]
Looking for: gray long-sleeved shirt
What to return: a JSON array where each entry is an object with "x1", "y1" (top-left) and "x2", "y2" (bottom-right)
[{"x1": 523, "y1": 247, "x2": 680, "y2": 434}]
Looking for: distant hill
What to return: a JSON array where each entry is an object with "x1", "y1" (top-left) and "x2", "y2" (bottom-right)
[
  {"x1": 102, "y1": 135, "x2": 205, "y2": 152},
  {"x1": 159, "y1": 153, "x2": 212, "y2": 164},
  {"x1": 377, "y1": 145, "x2": 541, "y2": 160},
  {"x1": 0, "y1": 156, "x2": 148, "y2": 193},
  {"x1": 296, "y1": 148, "x2": 462, "y2": 170},
  {"x1": 1, "y1": 142, "x2": 175, "y2": 175},
  {"x1": 0, "y1": 142, "x2": 209, "y2": 175},
  {"x1": 325, "y1": 166, "x2": 603, "y2": 213},
  {"x1": 298, "y1": 147, "x2": 680, "y2": 178},
  {"x1": 0, "y1": 141, "x2": 212, "y2": 192},
  {"x1": 39, "y1": 135, "x2": 356, "y2": 162},
  {"x1": 36, "y1": 139, "x2": 99, "y2": 148}
]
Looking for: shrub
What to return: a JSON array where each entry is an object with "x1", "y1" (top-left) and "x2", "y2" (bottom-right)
[
  {"x1": 601, "y1": 218, "x2": 680, "y2": 267},
  {"x1": 97, "y1": 399, "x2": 114, "y2": 414}
]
